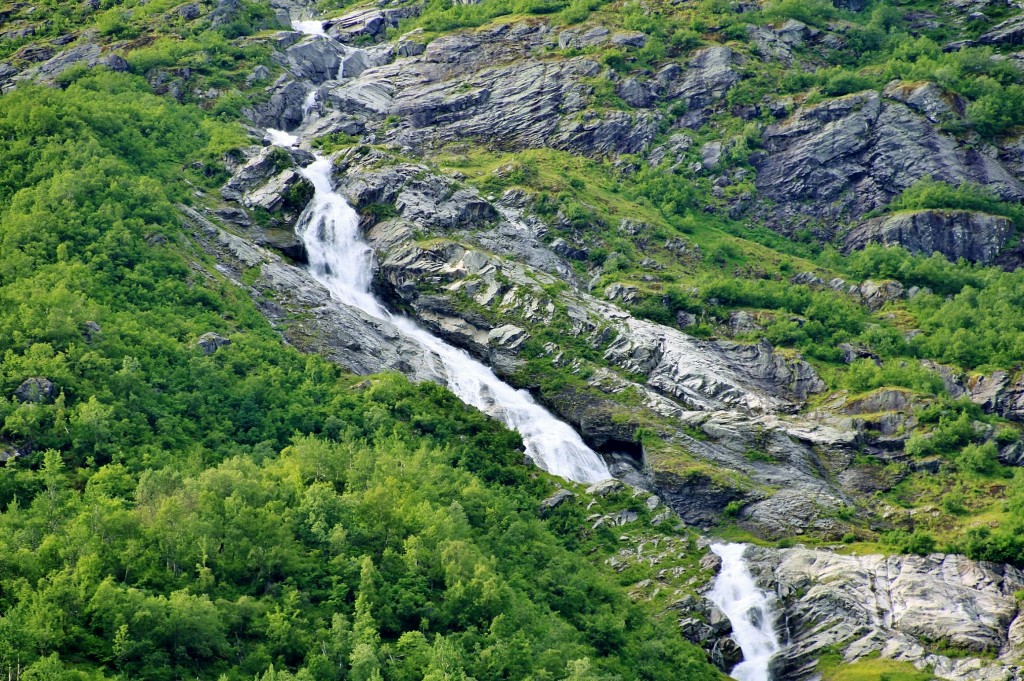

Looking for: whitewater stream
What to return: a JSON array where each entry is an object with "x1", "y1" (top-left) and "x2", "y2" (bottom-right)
[
  {"x1": 264, "y1": 18, "x2": 610, "y2": 484},
  {"x1": 707, "y1": 543, "x2": 782, "y2": 681}
]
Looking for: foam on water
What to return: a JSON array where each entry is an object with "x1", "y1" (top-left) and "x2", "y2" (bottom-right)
[{"x1": 291, "y1": 19, "x2": 326, "y2": 36}]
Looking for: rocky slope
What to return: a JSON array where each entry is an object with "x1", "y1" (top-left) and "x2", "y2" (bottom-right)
[{"x1": 12, "y1": 0, "x2": 1021, "y2": 676}]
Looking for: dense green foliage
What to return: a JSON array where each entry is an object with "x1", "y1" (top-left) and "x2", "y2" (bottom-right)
[{"x1": 1, "y1": 405, "x2": 717, "y2": 681}]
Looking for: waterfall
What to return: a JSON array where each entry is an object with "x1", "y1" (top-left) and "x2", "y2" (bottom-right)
[
  {"x1": 301, "y1": 89, "x2": 319, "y2": 119},
  {"x1": 291, "y1": 19, "x2": 326, "y2": 36},
  {"x1": 265, "y1": 104, "x2": 611, "y2": 482},
  {"x1": 707, "y1": 543, "x2": 782, "y2": 681}
]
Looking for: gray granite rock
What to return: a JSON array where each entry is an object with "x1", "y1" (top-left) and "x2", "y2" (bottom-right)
[{"x1": 846, "y1": 210, "x2": 1014, "y2": 265}]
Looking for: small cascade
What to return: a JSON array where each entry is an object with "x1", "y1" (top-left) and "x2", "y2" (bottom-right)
[
  {"x1": 707, "y1": 543, "x2": 782, "y2": 681},
  {"x1": 265, "y1": 95, "x2": 611, "y2": 482},
  {"x1": 301, "y1": 89, "x2": 319, "y2": 119},
  {"x1": 291, "y1": 19, "x2": 326, "y2": 36}
]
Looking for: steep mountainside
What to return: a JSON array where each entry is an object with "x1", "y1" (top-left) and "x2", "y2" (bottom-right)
[{"x1": 5, "y1": 0, "x2": 1024, "y2": 678}]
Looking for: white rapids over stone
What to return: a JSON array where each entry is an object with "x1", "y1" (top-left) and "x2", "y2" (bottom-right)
[
  {"x1": 708, "y1": 543, "x2": 782, "y2": 681},
  {"x1": 265, "y1": 125, "x2": 610, "y2": 483},
  {"x1": 291, "y1": 19, "x2": 326, "y2": 36}
]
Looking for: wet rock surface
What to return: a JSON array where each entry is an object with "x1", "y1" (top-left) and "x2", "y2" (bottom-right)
[{"x1": 179, "y1": 204, "x2": 444, "y2": 382}]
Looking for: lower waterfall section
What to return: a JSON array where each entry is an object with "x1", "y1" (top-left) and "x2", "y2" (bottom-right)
[{"x1": 707, "y1": 543, "x2": 782, "y2": 681}]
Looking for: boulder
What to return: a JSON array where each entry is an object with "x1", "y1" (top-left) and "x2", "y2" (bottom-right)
[
  {"x1": 102, "y1": 53, "x2": 129, "y2": 72},
  {"x1": 13, "y1": 377, "x2": 56, "y2": 404},
  {"x1": 277, "y1": 35, "x2": 347, "y2": 84},
  {"x1": 616, "y1": 77, "x2": 654, "y2": 107},
  {"x1": 611, "y1": 31, "x2": 647, "y2": 48},
  {"x1": 242, "y1": 169, "x2": 313, "y2": 215},
  {"x1": 178, "y1": 3, "x2": 201, "y2": 20},
  {"x1": 245, "y1": 78, "x2": 311, "y2": 130},
  {"x1": 711, "y1": 636, "x2": 743, "y2": 671},
  {"x1": 838, "y1": 343, "x2": 880, "y2": 365},
  {"x1": 549, "y1": 238, "x2": 588, "y2": 261},
  {"x1": 539, "y1": 488, "x2": 575, "y2": 515},
  {"x1": 197, "y1": 332, "x2": 231, "y2": 354},
  {"x1": 83, "y1": 320, "x2": 102, "y2": 342},
  {"x1": 977, "y1": 14, "x2": 1024, "y2": 46},
  {"x1": 253, "y1": 229, "x2": 308, "y2": 263},
  {"x1": 727, "y1": 310, "x2": 761, "y2": 335},
  {"x1": 325, "y1": 8, "x2": 387, "y2": 44},
  {"x1": 969, "y1": 371, "x2": 1010, "y2": 413},
  {"x1": 487, "y1": 324, "x2": 528, "y2": 351},
  {"x1": 882, "y1": 80, "x2": 964, "y2": 124},
  {"x1": 857, "y1": 279, "x2": 904, "y2": 310},
  {"x1": 209, "y1": 0, "x2": 242, "y2": 26},
  {"x1": 586, "y1": 479, "x2": 624, "y2": 496},
  {"x1": 999, "y1": 441, "x2": 1024, "y2": 467},
  {"x1": 846, "y1": 210, "x2": 1013, "y2": 265}
]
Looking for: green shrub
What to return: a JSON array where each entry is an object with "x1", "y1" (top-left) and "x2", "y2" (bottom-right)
[
  {"x1": 822, "y1": 71, "x2": 878, "y2": 96},
  {"x1": 942, "y1": 492, "x2": 967, "y2": 515},
  {"x1": 956, "y1": 441, "x2": 1000, "y2": 475},
  {"x1": 887, "y1": 177, "x2": 1024, "y2": 227},
  {"x1": 762, "y1": 0, "x2": 837, "y2": 25},
  {"x1": 841, "y1": 359, "x2": 944, "y2": 396},
  {"x1": 885, "y1": 529, "x2": 937, "y2": 556}
]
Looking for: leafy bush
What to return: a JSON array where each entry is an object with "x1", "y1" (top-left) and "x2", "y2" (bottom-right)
[
  {"x1": 887, "y1": 177, "x2": 1024, "y2": 227},
  {"x1": 841, "y1": 359, "x2": 944, "y2": 396},
  {"x1": 762, "y1": 0, "x2": 837, "y2": 25},
  {"x1": 885, "y1": 529, "x2": 937, "y2": 556},
  {"x1": 962, "y1": 526, "x2": 1024, "y2": 565},
  {"x1": 956, "y1": 441, "x2": 1000, "y2": 475},
  {"x1": 822, "y1": 70, "x2": 878, "y2": 96},
  {"x1": 904, "y1": 410, "x2": 976, "y2": 457}
]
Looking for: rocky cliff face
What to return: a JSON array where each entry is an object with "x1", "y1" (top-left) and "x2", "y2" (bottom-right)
[
  {"x1": 755, "y1": 89, "x2": 1024, "y2": 236},
  {"x1": 846, "y1": 210, "x2": 1015, "y2": 264},
  {"x1": 741, "y1": 546, "x2": 1024, "y2": 681}
]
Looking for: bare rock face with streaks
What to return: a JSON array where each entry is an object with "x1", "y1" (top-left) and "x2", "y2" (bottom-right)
[
  {"x1": 318, "y1": 22, "x2": 662, "y2": 156},
  {"x1": 755, "y1": 90, "x2": 1024, "y2": 234},
  {"x1": 741, "y1": 546, "x2": 1024, "y2": 681},
  {"x1": 846, "y1": 210, "x2": 1015, "y2": 264}
]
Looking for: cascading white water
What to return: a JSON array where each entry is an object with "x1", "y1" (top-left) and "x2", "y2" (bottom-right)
[
  {"x1": 301, "y1": 89, "x2": 319, "y2": 119},
  {"x1": 264, "y1": 125, "x2": 611, "y2": 483},
  {"x1": 292, "y1": 19, "x2": 326, "y2": 36},
  {"x1": 707, "y1": 543, "x2": 782, "y2": 681}
]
